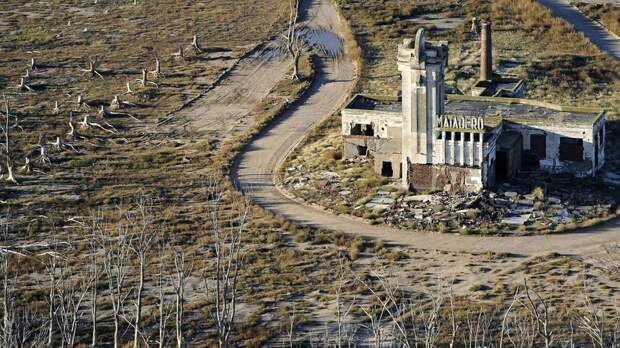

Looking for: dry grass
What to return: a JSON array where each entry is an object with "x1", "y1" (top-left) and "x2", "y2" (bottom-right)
[{"x1": 574, "y1": 2, "x2": 620, "y2": 38}]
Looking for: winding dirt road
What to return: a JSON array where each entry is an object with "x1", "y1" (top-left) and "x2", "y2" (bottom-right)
[{"x1": 230, "y1": 0, "x2": 620, "y2": 256}]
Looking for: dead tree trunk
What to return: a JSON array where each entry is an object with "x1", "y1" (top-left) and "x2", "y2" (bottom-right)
[
  {"x1": 56, "y1": 260, "x2": 91, "y2": 348},
  {"x1": 17, "y1": 78, "x2": 33, "y2": 92},
  {"x1": 129, "y1": 198, "x2": 156, "y2": 348},
  {"x1": 203, "y1": 181, "x2": 249, "y2": 348},
  {"x1": 283, "y1": 0, "x2": 306, "y2": 81},
  {"x1": 173, "y1": 248, "x2": 193, "y2": 348},
  {"x1": 172, "y1": 45, "x2": 185, "y2": 60},
  {"x1": 88, "y1": 218, "x2": 99, "y2": 347},
  {"x1": 150, "y1": 57, "x2": 163, "y2": 79},
  {"x1": 45, "y1": 254, "x2": 58, "y2": 346},
  {"x1": 99, "y1": 210, "x2": 131, "y2": 348},
  {"x1": 82, "y1": 58, "x2": 104, "y2": 79},
  {"x1": 191, "y1": 34, "x2": 203, "y2": 53},
  {"x1": 137, "y1": 69, "x2": 158, "y2": 88},
  {"x1": 522, "y1": 279, "x2": 554, "y2": 348},
  {"x1": 2, "y1": 95, "x2": 17, "y2": 185}
]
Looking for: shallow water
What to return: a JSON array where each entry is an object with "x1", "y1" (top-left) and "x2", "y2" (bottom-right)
[{"x1": 303, "y1": 28, "x2": 343, "y2": 59}]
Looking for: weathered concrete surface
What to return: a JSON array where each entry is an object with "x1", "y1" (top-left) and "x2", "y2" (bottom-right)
[
  {"x1": 538, "y1": 0, "x2": 620, "y2": 60},
  {"x1": 232, "y1": 0, "x2": 620, "y2": 256}
]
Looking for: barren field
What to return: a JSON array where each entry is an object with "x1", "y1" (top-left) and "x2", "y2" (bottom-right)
[{"x1": 1, "y1": 0, "x2": 620, "y2": 346}]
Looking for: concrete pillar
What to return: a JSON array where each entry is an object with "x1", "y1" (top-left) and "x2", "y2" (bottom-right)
[
  {"x1": 460, "y1": 132, "x2": 465, "y2": 166},
  {"x1": 480, "y1": 22, "x2": 493, "y2": 81},
  {"x1": 478, "y1": 136, "x2": 484, "y2": 166},
  {"x1": 450, "y1": 132, "x2": 456, "y2": 165},
  {"x1": 469, "y1": 134, "x2": 475, "y2": 166},
  {"x1": 441, "y1": 130, "x2": 446, "y2": 164}
]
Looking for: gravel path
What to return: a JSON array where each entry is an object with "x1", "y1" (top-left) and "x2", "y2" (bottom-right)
[
  {"x1": 538, "y1": 0, "x2": 620, "y2": 59},
  {"x1": 232, "y1": 0, "x2": 620, "y2": 256}
]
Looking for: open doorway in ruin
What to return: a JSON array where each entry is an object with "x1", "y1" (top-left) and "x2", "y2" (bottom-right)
[
  {"x1": 523, "y1": 133, "x2": 546, "y2": 170},
  {"x1": 357, "y1": 145, "x2": 368, "y2": 156},
  {"x1": 381, "y1": 161, "x2": 394, "y2": 177},
  {"x1": 559, "y1": 137, "x2": 584, "y2": 162},
  {"x1": 496, "y1": 151, "x2": 508, "y2": 182}
]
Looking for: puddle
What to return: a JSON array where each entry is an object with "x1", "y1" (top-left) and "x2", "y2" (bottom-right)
[{"x1": 302, "y1": 28, "x2": 343, "y2": 59}]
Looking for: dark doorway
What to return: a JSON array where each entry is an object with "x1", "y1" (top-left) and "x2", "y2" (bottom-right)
[
  {"x1": 381, "y1": 161, "x2": 394, "y2": 177},
  {"x1": 559, "y1": 137, "x2": 583, "y2": 161},
  {"x1": 595, "y1": 135, "x2": 599, "y2": 168},
  {"x1": 496, "y1": 151, "x2": 508, "y2": 182},
  {"x1": 522, "y1": 152, "x2": 540, "y2": 170},
  {"x1": 357, "y1": 145, "x2": 368, "y2": 156},
  {"x1": 530, "y1": 134, "x2": 546, "y2": 160}
]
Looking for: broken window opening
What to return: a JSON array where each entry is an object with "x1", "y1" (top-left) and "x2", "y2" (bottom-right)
[
  {"x1": 559, "y1": 137, "x2": 584, "y2": 162},
  {"x1": 350, "y1": 123, "x2": 374, "y2": 136},
  {"x1": 473, "y1": 133, "x2": 481, "y2": 142},
  {"x1": 464, "y1": 133, "x2": 471, "y2": 142},
  {"x1": 530, "y1": 133, "x2": 546, "y2": 160},
  {"x1": 357, "y1": 145, "x2": 368, "y2": 156},
  {"x1": 381, "y1": 161, "x2": 394, "y2": 177}
]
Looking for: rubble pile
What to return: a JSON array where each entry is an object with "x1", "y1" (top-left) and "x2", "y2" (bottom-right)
[
  {"x1": 282, "y1": 159, "x2": 618, "y2": 234},
  {"x1": 378, "y1": 185, "x2": 614, "y2": 234}
]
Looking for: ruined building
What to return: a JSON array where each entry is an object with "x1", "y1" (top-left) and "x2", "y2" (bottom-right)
[{"x1": 342, "y1": 26, "x2": 606, "y2": 193}]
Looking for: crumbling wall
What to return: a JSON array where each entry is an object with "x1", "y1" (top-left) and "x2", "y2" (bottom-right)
[
  {"x1": 343, "y1": 136, "x2": 401, "y2": 158},
  {"x1": 409, "y1": 164, "x2": 482, "y2": 193},
  {"x1": 504, "y1": 123, "x2": 600, "y2": 176}
]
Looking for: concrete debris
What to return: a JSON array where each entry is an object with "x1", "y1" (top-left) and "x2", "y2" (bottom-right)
[{"x1": 283, "y1": 159, "x2": 617, "y2": 234}]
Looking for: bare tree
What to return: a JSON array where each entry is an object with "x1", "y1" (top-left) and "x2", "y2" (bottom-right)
[
  {"x1": 334, "y1": 255, "x2": 355, "y2": 347},
  {"x1": 17, "y1": 78, "x2": 33, "y2": 92},
  {"x1": 82, "y1": 57, "x2": 104, "y2": 79},
  {"x1": 44, "y1": 249, "x2": 60, "y2": 346},
  {"x1": 137, "y1": 69, "x2": 158, "y2": 88},
  {"x1": 282, "y1": 0, "x2": 307, "y2": 81},
  {"x1": 56, "y1": 259, "x2": 91, "y2": 347},
  {"x1": 129, "y1": 198, "x2": 156, "y2": 348},
  {"x1": 156, "y1": 243, "x2": 173, "y2": 348},
  {"x1": 577, "y1": 281, "x2": 607, "y2": 348},
  {"x1": 1, "y1": 95, "x2": 19, "y2": 184},
  {"x1": 521, "y1": 279, "x2": 554, "y2": 348},
  {"x1": 190, "y1": 34, "x2": 203, "y2": 53},
  {"x1": 203, "y1": 183, "x2": 249, "y2": 348},
  {"x1": 499, "y1": 287, "x2": 520, "y2": 348},
  {"x1": 150, "y1": 57, "x2": 164, "y2": 79},
  {"x1": 88, "y1": 216, "x2": 99, "y2": 347},
  {"x1": 172, "y1": 45, "x2": 185, "y2": 60},
  {"x1": 358, "y1": 298, "x2": 386, "y2": 347},
  {"x1": 172, "y1": 247, "x2": 193, "y2": 348},
  {"x1": 99, "y1": 207, "x2": 132, "y2": 348},
  {"x1": 353, "y1": 270, "x2": 413, "y2": 348}
]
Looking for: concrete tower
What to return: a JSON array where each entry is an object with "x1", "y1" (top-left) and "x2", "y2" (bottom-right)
[{"x1": 397, "y1": 28, "x2": 448, "y2": 189}]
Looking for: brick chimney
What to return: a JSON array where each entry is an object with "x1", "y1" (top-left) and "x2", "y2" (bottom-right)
[{"x1": 480, "y1": 21, "x2": 493, "y2": 81}]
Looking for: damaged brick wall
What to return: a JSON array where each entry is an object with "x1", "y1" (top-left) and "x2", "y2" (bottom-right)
[{"x1": 409, "y1": 164, "x2": 482, "y2": 193}]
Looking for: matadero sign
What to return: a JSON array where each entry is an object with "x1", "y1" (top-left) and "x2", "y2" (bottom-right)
[{"x1": 440, "y1": 115, "x2": 484, "y2": 131}]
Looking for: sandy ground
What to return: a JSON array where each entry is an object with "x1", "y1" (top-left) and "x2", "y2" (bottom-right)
[{"x1": 538, "y1": 0, "x2": 620, "y2": 59}]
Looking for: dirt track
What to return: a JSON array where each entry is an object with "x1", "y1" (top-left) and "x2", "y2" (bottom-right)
[
  {"x1": 230, "y1": 0, "x2": 620, "y2": 256},
  {"x1": 538, "y1": 0, "x2": 620, "y2": 60}
]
